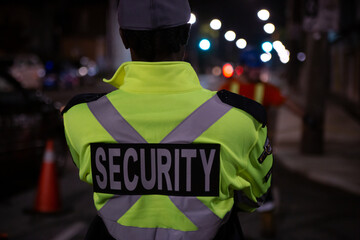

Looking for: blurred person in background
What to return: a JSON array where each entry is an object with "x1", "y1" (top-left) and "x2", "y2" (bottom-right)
[
  {"x1": 9, "y1": 54, "x2": 45, "y2": 90},
  {"x1": 220, "y1": 49, "x2": 304, "y2": 238},
  {"x1": 61, "y1": 0, "x2": 273, "y2": 239},
  {"x1": 221, "y1": 49, "x2": 304, "y2": 143}
]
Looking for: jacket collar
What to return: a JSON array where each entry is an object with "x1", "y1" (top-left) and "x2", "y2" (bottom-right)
[{"x1": 103, "y1": 61, "x2": 202, "y2": 93}]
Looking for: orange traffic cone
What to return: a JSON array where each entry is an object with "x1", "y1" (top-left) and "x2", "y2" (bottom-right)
[{"x1": 33, "y1": 139, "x2": 61, "y2": 213}]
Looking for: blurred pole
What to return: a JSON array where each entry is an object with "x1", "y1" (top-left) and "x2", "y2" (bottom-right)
[
  {"x1": 285, "y1": 0, "x2": 304, "y2": 90},
  {"x1": 105, "y1": 0, "x2": 131, "y2": 72},
  {"x1": 301, "y1": 32, "x2": 329, "y2": 154},
  {"x1": 300, "y1": 0, "x2": 339, "y2": 154}
]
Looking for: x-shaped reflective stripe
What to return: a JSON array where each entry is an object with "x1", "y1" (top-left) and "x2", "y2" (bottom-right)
[{"x1": 87, "y1": 94, "x2": 232, "y2": 239}]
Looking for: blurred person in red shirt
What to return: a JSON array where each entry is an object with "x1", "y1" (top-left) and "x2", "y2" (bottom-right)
[
  {"x1": 220, "y1": 50, "x2": 303, "y2": 143},
  {"x1": 220, "y1": 49, "x2": 304, "y2": 238}
]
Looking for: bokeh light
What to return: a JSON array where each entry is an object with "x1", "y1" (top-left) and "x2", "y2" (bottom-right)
[
  {"x1": 222, "y1": 63, "x2": 234, "y2": 78},
  {"x1": 212, "y1": 66, "x2": 222, "y2": 76},
  {"x1": 224, "y1": 31, "x2": 236, "y2": 41},
  {"x1": 236, "y1": 38, "x2": 247, "y2": 49},
  {"x1": 260, "y1": 53, "x2": 272, "y2": 62},
  {"x1": 257, "y1": 9, "x2": 270, "y2": 21},
  {"x1": 210, "y1": 19, "x2": 222, "y2": 30},
  {"x1": 262, "y1": 41, "x2": 273, "y2": 53},
  {"x1": 297, "y1": 52, "x2": 306, "y2": 62},
  {"x1": 188, "y1": 13, "x2": 197, "y2": 24},
  {"x1": 199, "y1": 39, "x2": 211, "y2": 51},
  {"x1": 264, "y1": 23, "x2": 275, "y2": 34}
]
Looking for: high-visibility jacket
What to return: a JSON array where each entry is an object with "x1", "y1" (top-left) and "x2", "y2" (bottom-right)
[
  {"x1": 63, "y1": 61, "x2": 273, "y2": 240},
  {"x1": 220, "y1": 77, "x2": 285, "y2": 107}
]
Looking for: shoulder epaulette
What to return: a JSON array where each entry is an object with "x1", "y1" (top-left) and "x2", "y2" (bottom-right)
[
  {"x1": 217, "y1": 89, "x2": 267, "y2": 127},
  {"x1": 61, "y1": 93, "x2": 107, "y2": 115}
]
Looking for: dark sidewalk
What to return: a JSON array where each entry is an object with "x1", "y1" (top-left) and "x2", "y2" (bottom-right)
[
  {"x1": 239, "y1": 159, "x2": 360, "y2": 240},
  {"x1": 239, "y1": 101, "x2": 360, "y2": 240}
]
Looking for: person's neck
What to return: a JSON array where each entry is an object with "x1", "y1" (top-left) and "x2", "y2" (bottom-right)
[{"x1": 130, "y1": 49, "x2": 185, "y2": 62}]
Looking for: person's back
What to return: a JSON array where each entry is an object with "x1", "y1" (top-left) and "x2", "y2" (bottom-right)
[{"x1": 62, "y1": 1, "x2": 273, "y2": 239}]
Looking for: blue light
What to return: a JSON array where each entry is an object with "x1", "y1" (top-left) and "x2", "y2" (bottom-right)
[
  {"x1": 261, "y1": 41, "x2": 273, "y2": 53},
  {"x1": 199, "y1": 39, "x2": 211, "y2": 51}
]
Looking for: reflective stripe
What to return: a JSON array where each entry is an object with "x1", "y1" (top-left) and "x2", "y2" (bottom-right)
[
  {"x1": 88, "y1": 94, "x2": 232, "y2": 240},
  {"x1": 87, "y1": 96, "x2": 147, "y2": 144},
  {"x1": 97, "y1": 195, "x2": 141, "y2": 221},
  {"x1": 168, "y1": 196, "x2": 221, "y2": 236},
  {"x1": 230, "y1": 81, "x2": 240, "y2": 94},
  {"x1": 100, "y1": 198, "x2": 229, "y2": 239},
  {"x1": 254, "y1": 83, "x2": 265, "y2": 104},
  {"x1": 161, "y1": 94, "x2": 232, "y2": 144},
  {"x1": 88, "y1": 97, "x2": 145, "y2": 228},
  {"x1": 100, "y1": 220, "x2": 222, "y2": 240}
]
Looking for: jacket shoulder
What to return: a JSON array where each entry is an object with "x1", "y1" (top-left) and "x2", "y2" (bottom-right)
[
  {"x1": 61, "y1": 93, "x2": 107, "y2": 115},
  {"x1": 217, "y1": 89, "x2": 267, "y2": 127}
]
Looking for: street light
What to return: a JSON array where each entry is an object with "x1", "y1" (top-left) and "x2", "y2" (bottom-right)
[
  {"x1": 262, "y1": 41, "x2": 273, "y2": 53},
  {"x1": 279, "y1": 50, "x2": 290, "y2": 64},
  {"x1": 222, "y1": 63, "x2": 234, "y2": 78},
  {"x1": 210, "y1": 19, "x2": 222, "y2": 30},
  {"x1": 212, "y1": 66, "x2": 222, "y2": 76},
  {"x1": 264, "y1": 23, "x2": 275, "y2": 34},
  {"x1": 273, "y1": 40, "x2": 285, "y2": 52},
  {"x1": 199, "y1": 39, "x2": 211, "y2": 51},
  {"x1": 236, "y1": 38, "x2": 247, "y2": 49},
  {"x1": 257, "y1": 9, "x2": 270, "y2": 21},
  {"x1": 260, "y1": 53, "x2": 272, "y2": 62},
  {"x1": 273, "y1": 41, "x2": 290, "y2": 64},
  {"x1": 224, "y1": 31, "x2": 236, "y2": 41},
  {"x1": 188, "y1": 13, "x2": 196, "y2": 24},
  {"x1": 297, "y1": 52, "x2": 306, "y2": 62},
  {"x1": 279, "y1": 56, "x2": 290, "y2": 64}
]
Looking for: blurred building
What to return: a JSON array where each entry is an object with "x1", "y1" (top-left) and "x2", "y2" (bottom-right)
[
  {"x1": 329, "y1": 0, "x2": 360, "y2": 119},
  {"x1": 0, "y1": 0, "x2": 131, "y2": 74},
  {"x1": 0, "y1": 0, "x2": 359, "y2": 115},
  {"x1": 286, "y1": 0, "x2": 360, "y2": 121}
]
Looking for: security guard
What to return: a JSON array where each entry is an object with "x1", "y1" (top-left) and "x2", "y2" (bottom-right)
[{"x1": 62, "y1": 0, "x2": 273, "y2": 239}]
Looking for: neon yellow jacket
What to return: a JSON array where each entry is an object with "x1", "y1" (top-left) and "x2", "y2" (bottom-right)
[{"x1": 63, "y1": 61, "x2": 273, "y2": 239}]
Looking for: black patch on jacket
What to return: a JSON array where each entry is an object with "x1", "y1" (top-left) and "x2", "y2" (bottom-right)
[
  {"x1": 91, "y1": 143, "x2": 220, "y2": 196},
  {"x1": 217, "y1": 89, "x2": 267, "y2": 127},
  {"x1": 61, "y1": 93, "x2": 107, "y2": 115}
]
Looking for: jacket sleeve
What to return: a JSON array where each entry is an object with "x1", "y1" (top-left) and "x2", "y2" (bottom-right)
[
  {"x1": 62, "y1": 93, "x2": 107, "y2": 183},
  {"x1": 235, "y1": 125, "x2": 273, "y2": 212},
  {"x1": 64, "y1": 124, "x2": 80, "y2": 169}
]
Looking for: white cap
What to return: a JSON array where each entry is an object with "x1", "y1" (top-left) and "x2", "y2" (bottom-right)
[{"x1": 118, "y1": 0, "x2": 191, "y2": 30}]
